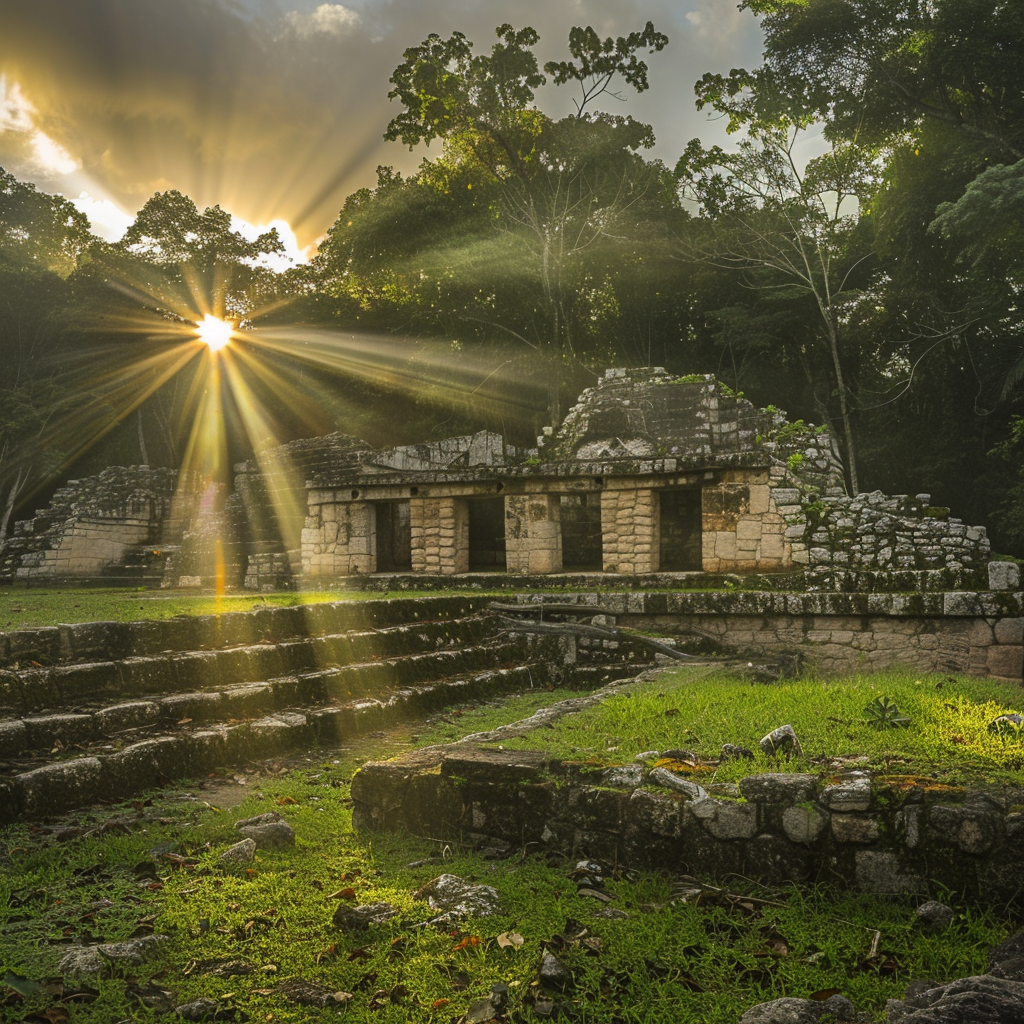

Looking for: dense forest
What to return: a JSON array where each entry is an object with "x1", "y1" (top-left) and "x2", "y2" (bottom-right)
[{"x1": 1, "y1": 0, "x2": 1023, "y2": 554}]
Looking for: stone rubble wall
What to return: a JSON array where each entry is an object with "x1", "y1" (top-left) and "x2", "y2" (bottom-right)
[
  {"x1": 302, "y1": 500, "x2": 375, "y2": 577},
  {"x1": 600, "y1": 488, "x2": 659, "y2": 574},
  {"x1": 410, "y1": 497, "x2": 469, "y2": 575},
  {"x1": 352, "y1": 747, "x2": 1024, "y2": 904},
  {"x1": 0, "y1": 466, "x2": 178, "y2": 582}
]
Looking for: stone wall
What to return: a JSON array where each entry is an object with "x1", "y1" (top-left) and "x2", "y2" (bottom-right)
[
  {"x1": 352, "y1": 747, "x2": 1024, "y2": 903},
  {"x1": 302, "y1": 500, "x2": 376, "y2": 577},
  {"x1": 410, "y1": 497, "x2": 469, "y2": 575},
  {"x1": 0, "y1": 466, "x2": 178, "y2": 582}
]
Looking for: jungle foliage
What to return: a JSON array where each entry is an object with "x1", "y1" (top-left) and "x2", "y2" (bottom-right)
[{"x1": 1, "y1": 3, "x2": 1023, "y2": 552}]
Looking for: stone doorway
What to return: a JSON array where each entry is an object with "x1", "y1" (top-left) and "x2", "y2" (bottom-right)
[
  {"x1": 468, "y1": 497, "x2": 507, "y2": 570},
  {"x1": 560, "y1": 494, "x2": 602, "y2": 570},
  {"x1": 374, "y1": 500, "x2": 412, "y2": 572},
  {"x1": 659, "y1": 488, "x2": 702, "y2": 571}
]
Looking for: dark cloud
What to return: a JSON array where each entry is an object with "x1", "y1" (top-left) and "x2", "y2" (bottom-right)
[{"x1": 0, "y1": 0, "x2": 762, "y2": 246}]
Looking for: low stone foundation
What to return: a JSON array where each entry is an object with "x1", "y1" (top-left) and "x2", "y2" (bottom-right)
[{"x1": 352, "y1": 742, "x2": 1024, "y2": 905}]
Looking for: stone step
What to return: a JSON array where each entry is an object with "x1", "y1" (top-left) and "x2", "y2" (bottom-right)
[
  {"x1": 0, "y1": 636, "x2": 536, "y2": 760},
  {"x1": 0, "y1": 662, "x2": 561, "y2": 821},
  {"x1": 0, "y1": 595, "x2": 493, "y2": 669},
  {"x1": 0, "y1": 615, "x2": 497, "y2": 714}
]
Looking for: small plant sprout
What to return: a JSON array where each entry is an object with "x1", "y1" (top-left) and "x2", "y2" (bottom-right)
[{"x1": 864, "y1": 695, "x2": 911, "y2": 730}]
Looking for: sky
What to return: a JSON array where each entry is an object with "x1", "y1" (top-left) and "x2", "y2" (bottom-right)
[{"x1": 0, "y1": 0, "x2": 764, "y2": 261}]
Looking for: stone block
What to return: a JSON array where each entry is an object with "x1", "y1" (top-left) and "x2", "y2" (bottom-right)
[
  {"x1": 854, "y1": 850, "x2": 924, "y2": 893},
  {"x1": 831, "y1": 814, "x2": 880, "y2": 843},
  {"x1": 988, "y1": 645, "x2": 1023, "y2": 680},
  {"x1": 782, "y1": 804, "x2": 828, "y2": 844},
  {"x1": 995, "y1": 618, "x2": 1024, "y2": 645},
  {"x1": 990, "y1": 561, "x2": 1021, "y2": 591},
  {"x1": 821, "y1": 777, "x2": 872, "y2": 812}
]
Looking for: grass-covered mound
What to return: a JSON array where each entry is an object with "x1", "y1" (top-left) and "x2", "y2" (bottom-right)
[
  {"x1": 503, "y1": 669, "x2": 1024, "y2": 786},
  {"x1": 0, "y1": 689, "x2": 1017, "y2": 1024}
]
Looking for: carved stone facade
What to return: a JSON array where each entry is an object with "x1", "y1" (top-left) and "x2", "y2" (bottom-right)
[{"x1": 297, "y1": 369, "x2": 991, "y2": 582}]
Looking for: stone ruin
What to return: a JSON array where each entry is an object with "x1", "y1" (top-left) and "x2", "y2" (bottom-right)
[{"x1": 0, "y1": 368, "x2": 994, "y2": 587}]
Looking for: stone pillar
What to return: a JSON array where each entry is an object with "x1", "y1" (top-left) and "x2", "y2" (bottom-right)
[
  {"x1": 411, "y1": 497, "x2": 469, "y2": 574},
  {"x1": 505, "y1": 495, "x2": 562, "y2": 574},
  {"x1": 302, "y1": 498, "x2": 376, "y2": 577},
  {"x1": 601, "y1": 488, "x2": 659, "y2": 573}
]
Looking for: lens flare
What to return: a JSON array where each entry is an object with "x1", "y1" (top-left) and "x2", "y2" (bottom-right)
[{"x1": 196, "y1": 314, "x2": 233, "y2": 351}]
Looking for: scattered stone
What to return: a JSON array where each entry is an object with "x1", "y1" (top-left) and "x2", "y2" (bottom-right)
[
  {"x1": 634, "y1": 750, "x2": 660, "y2": 762},
  {"x1": 187, "y1": 958, "x2": 256, "y2": 978},
  {"x1": 174, "y1": 997, "x2": 220, "y2": 1020},
  {"x1": 236, "y1": 820, "x2": 295, "y2": 850},
  {"x1": 219, "y1": 839, "x2": 256, "y2": 864},
  {"x1": 739, "y1": 993, "x2": 853, "y2": 1023},
  {"x1": 538, "y1": 951, "x2": 569, "y2": 989},
  {"x1": 577, "y1": 887, "x2": 613, "y2": 903},
  {"x1": 414, "y1": 874, "x2": 500, "y2": 919},
  {"x1": 884, "y1": 975, "x2": 1024, "y2": 1023},
  {"x1": 332, "y1": 902, "x2": 400, "y2": 931},
  {"x1": 759, "y1": 725, "x2": 802, "y2": 756},
  {"x1": 720, "y1": 743, "x2": 755, "y2": 762},
  {"x1": 915, "y1": 901, "x2": 954, "y2": 932},
  {"x1": 989, "y1": 927, "x2": 1024, "y2": 983},
  {"x1": 989, "y1": 714, "x2": 1023, "y2": 735},
  {"x1": 593, "y1": 908, "x2": 630, "y2": 920},
  {"x1": 277, "y1": 977, "x2": 353, "y2": 1008},
  {"x1": 989, "y1": 561, "x2": 1021, "y2": 592},
  {"x1": 601, "y1": 764, "x2": 643, "y2": 788},
  {"x1": 59, "y1": 934, "x2": 168, "y2": 975},
  {"x1": 462, "y1": 983, "x2": 509, "y2": 1023},
  {"x1": 234, "y1": 811, "x2": 282, "y2": 829},
  {"x1": 648, "y1": 767, "x2": 707, "y2": 800}
]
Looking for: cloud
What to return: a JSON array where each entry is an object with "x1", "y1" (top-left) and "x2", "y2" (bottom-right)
[
  {"x1": 70, "y1": 191, "x2": 134, "y2": 240},
  {"x1": 0, "y1": 0, "x2": 763, "y2": 247},
  {"x1": 283, "y1": 4, "x2": 360, "y2": 38}
]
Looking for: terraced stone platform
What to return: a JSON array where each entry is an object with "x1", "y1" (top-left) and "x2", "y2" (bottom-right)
[{"x1": 0, "y1": 596, "x2": 654, "y2": 822}]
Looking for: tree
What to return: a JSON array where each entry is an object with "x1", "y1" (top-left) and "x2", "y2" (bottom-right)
[
  {"x1": 382, "y1": 22, "x2": 670, "y2": 423},
  {"x1": 0, "y1": 167, "x2": 93, "y2": 276},
  {"x1": 677, "y1": 120, "x2": 880, "y2": 494}
]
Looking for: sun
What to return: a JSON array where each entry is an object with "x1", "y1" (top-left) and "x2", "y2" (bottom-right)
[{"x1": 196, "y1": 314, "x2": 233, "y2": 352}]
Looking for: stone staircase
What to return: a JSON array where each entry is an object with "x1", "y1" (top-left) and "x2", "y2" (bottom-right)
[{"x1": 0, "y1": 596, "x2": 653, "y2": 821}]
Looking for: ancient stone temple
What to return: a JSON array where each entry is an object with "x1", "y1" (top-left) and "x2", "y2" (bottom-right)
[
  {"x1": 298, "y1": 368, "x2": 990, "y2": 581},
  {"x1": 0, "y1": 369, "x2": 993, "y2": 586}
]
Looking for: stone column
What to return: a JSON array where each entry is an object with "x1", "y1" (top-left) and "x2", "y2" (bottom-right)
[
  {"x1": 505, "y1": 495, "x2": 562, "y2": 574},
  {"x1": 302, "y1": 498, "x2": 376, "y2": 576},
  {"x1": 601, "y1": 488, "x2": 659, "y2": 573},
  {"x1": 411, "y1": 497, "x2": 469, "y2": 574}
]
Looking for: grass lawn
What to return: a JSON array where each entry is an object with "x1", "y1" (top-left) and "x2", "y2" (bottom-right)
[
  {"x1": 0, "y1": 588, "x2": 509, "y2": 631},
  {"x1": 501, "y1": 668, "x2": 1024, "y2": 786},
  {"x1": 0, "y1": 689, "x2": 1017, "y2": 1023}
]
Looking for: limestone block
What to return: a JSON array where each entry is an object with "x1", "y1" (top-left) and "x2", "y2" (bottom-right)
[
  {"x1": 782, "y1": 804, "x2": 828, "y2": 844},
  {"x1": 736, "y1": 518, "x2": 762, "y2": 541},
  {"x1": 748, "y1": 485, "x2": 770, "y2": 515},
  {"x1": 988, "y1": 645, "x2": 1023, "y2": 680},
  {"x1": 854, "y1": 851, "x2": 924, "y2": 893},
  {"x1": 831, "y1": 814, "x2": 880, "y2": 843},
  {"x1": 995, "y1": 618, "x2": 1024, "y2": 645},
  {"x1": 990, "y1": 561, "x2": 1021, "y2": 591}
]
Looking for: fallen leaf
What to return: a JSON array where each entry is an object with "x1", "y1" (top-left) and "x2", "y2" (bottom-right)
[
  {"x1": 810, "y1": 988, "x2": 842, "y2": 1001},
  {"x1": 496, "y1": 931, "x2": 525, "y2": 949},
  {"x1": 275, "y1": 797, "x2": 296, "y2": 806},
  {"x1": 452, "y1": 935, "x2": 480, "y2": 952},
  {"x1": 328, "y1": 888, "x2": 357, "y2": 901},
  {"x1": 432, "y1": 998, "x2": 450, "y2": 1009}
]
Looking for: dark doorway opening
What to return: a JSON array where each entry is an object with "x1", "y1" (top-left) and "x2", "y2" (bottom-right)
[
  {"x1": 468, "y1": 497, "x2": 506, "y2": 570},
  {"x1": 374, "y1": 501, "x2": 412, "y2": 572},
  {"x1": 560, "y1": 494, "x2": 602, "y2": 570},
  {"x1": 659, "y1": 489, "x2": 702, "y2": 571}
]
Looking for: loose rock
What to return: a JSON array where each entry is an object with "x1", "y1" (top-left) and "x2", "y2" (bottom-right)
[
  {"x1": 414, "y1": 874, "x2": 500, "y2": 919},
  {"x1": 219, "y1": 838, "x2": 256, "y2": 864},
  {"x1": 601, "y1": 764, "x2": 643, "y2": 788},
  {"x1": 884, "y1": 974, "x2": 1024, "y2": 1023},
  {"x1": 760, "y1": 724, "x2": 802, "y2": 756},
  {"x1": 720, "y1": 742, "x2": 755, "y2": 762},
  {"x1": 59, "y1": 934, "x2": 168, "y2": 975},
  {"x1": 739, "y1": 994, "x2": 853, "y2": 1023},
  {"x1": 277, "y1": 977, "x2": 353, "y2": 1008},
  {"x1": 237, "y1": 820, "x2": 295, "y2": 850},
  {"x1": 332, "y1": 901, "x2": 400, "y2": 931},
  {"x1": 538, "y1": 951, "x2": 569, "y2": 989},
  {"x1": 915, "y1": 901, "x2": 954, "y2": 932},
  {"x1": 234, "y1": 811, "x2": 282, "y2": 829},
  {"x1": 989, "y1": 714, "x2": 1023, "y2": 734},
  {"x1": 174, "y1": 998, "x2": 220, "y2": 1021}
]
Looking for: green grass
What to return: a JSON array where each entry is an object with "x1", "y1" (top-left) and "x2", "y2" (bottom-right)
[
  {"x1": 0, "y1": 691, "x2": 1017, "y2": 1023},
  {"x1": 0, "y1": 588, "x2": 509, "y2": 631},
  {"x1": 500, "y1": 669, "x2": 1024, "y2": 786}
]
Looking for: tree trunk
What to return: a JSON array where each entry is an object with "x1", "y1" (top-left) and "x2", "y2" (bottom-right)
[
  {"x1": 826, "y1": 321, "x2": 859, "y2": 495},
  {"x1": 0, "y1": 469, "x2": 27, "y2": 554},
  {"x1": 137, "y1": 407, "x2": 149, "y2": 466}
]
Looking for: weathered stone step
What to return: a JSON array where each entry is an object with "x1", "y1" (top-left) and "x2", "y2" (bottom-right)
[
  {"x1": 0, "y1": 636, "x2": 537, "y2": 760},
  {"x1": 0, "y1": 595, "x2": 493, "y2": 669},
  {"x1": 0, "y1": 615, "x2": 497, "y2": 714},
  {"x1": 0, "y1": 663, "x2": 560, "y2": 821}
]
